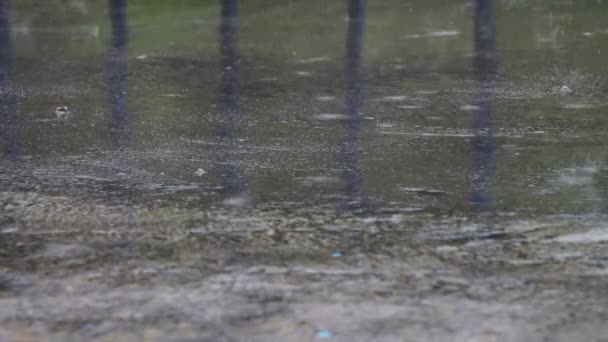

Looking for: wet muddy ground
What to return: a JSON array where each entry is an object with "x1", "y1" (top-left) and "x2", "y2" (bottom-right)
[{"x1": 3, "y1": 0, "x2": 608, "y2": 341}]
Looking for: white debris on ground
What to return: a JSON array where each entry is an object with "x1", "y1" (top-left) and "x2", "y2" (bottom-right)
[{"x1": 55, "y1": 106, "x2": 70, "y2": 119}]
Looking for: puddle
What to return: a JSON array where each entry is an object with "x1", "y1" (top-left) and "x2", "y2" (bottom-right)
[{"x1": 2, "y1": 0, "x2": 608, "y2": 340}]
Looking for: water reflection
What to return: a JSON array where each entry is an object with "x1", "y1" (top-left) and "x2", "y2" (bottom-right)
[
  {"x1": 471, "y1": 0, "x2": 497, "y2": 210},
  {"x1": 339, "y1": 0, "x2": 367, "y2": 211},
  {"x1": 107, "y1": 0, "x2": 131, "y2": 148},
  {"x1": 214, "y1": 0, "x2": 249, "y2": 205},
  {"x1": 0, "y1": 0, "x2": 19, "y2": 159}
]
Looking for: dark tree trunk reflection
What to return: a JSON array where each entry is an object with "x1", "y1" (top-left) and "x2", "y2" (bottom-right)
[
  {"x1": 340, "y1": 0, "x2": 367, "y2": 212},
  {"x1": 215, "y1": 0, "x2": 249, "y2": 204},
  {"x1": 471, "y1": 0, "x2": 497, "y2": 210},
  {"x1": 107, "y1": 0, "x2": 130, "y2": 148},
  {"x1": 0, "y1": 0, "x2": 19, "y2": 159}
]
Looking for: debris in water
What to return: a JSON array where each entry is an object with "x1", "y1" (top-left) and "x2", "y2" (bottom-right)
[
  {"x1": 561, "y1": 103, "x2": 595, "y2": 110},
  {"x1": 315, "y1": 96, "x2": 336, "y2": 102},
  {"x1": 556, "y1": 166, "x2": 597, "y2": 186},
  {"x1": 559, "y1": 85, "x2": 573, "y2": 94},
  {"x1": 223, "y1": 194, "x2": 250, "y2": 208},
  {"x1": 259, "y1": 77, "x2": 279, "y2": 82},
  {"x1": 400, "y1": 187, "x2": 447, "y2": 195},
  {"x1": 375, "y1": 95, "x2": 408, "y2": 102},
  {"x1": 313, "y1": 113, "x2": 349, "y2": 121},
  {"x1": 428, "y1": 30, "x2": 461, "y2": 37},
  {"x1": 398, "y1": 105, "x2": 422, "y2": 110},
  {"x1": 295, "y1": 71, "x2": 312, "y2": 77},
  {"x1": 403, "y1": 30, "x2": 460, "y2": 39},
  {"x1": 460, "y1": 104, "x2": 481, "y2": 111},
  {"x1": 55, "y1": 106, "x2": 70, "y2": 119},
  {"x1": 195, "y1": 168, "x2": 207, "y2": 177},
  {"x1": 317, "y1": 330, "x2": 333, "y2": 339},
  {"x1": 297, "y1": 56, "x2": 330, "y2": 64},
  {"x1": 296, "y1": 176, "x2": 341, "y2": 185}
]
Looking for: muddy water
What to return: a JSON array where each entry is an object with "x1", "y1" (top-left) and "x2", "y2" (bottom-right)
[{"x1": 2, "y1": 0, "x2": 608, "y2": 341}]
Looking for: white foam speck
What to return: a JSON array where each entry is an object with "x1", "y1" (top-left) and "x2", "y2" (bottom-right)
[
  {"x1": 400, "y1": 187, "x2": 446, "y2": 194},
  {"x1": 223, "y1": 194, "x2": 250, "y2": 207},
  {"x1": 374, "y1": 96, "x2": 408, "y2": 102},
  {"x1": 315, "y1": 96, "x2": 336, "y2": 102},
  {"x1": 561, "y1": 103, "x2": 596, "y2": 110},
  {"x1": 416, "y1": 90, "x2": 438, "y2": 95},
  {"x1": 460, "y1": 104, "x2": 481, "y2": 111},
  {"x1": 259, "y1": 77, "x2": 280, "y2": 82},
  {"x1": 313, "y1": 113, "x2": 349, "y2": 121},
  {"x1": 160, "y1": 93, "x2": 185, "y2": 98},
  {"x1": 556, "y1": 166, "x2": 597, "y2": 186},
  {"x1": 428, "y1": 30, "x2": 461, "y2": 37},
  {"x1": 297, "y1": 56, "x2": 330, "y2": 64},
  {"x1": 295, "y1": 176, "x2": 341, "y2": 184},
  {"x1": 398, "y1": 105, "x2": 422, "y2": 110}
]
